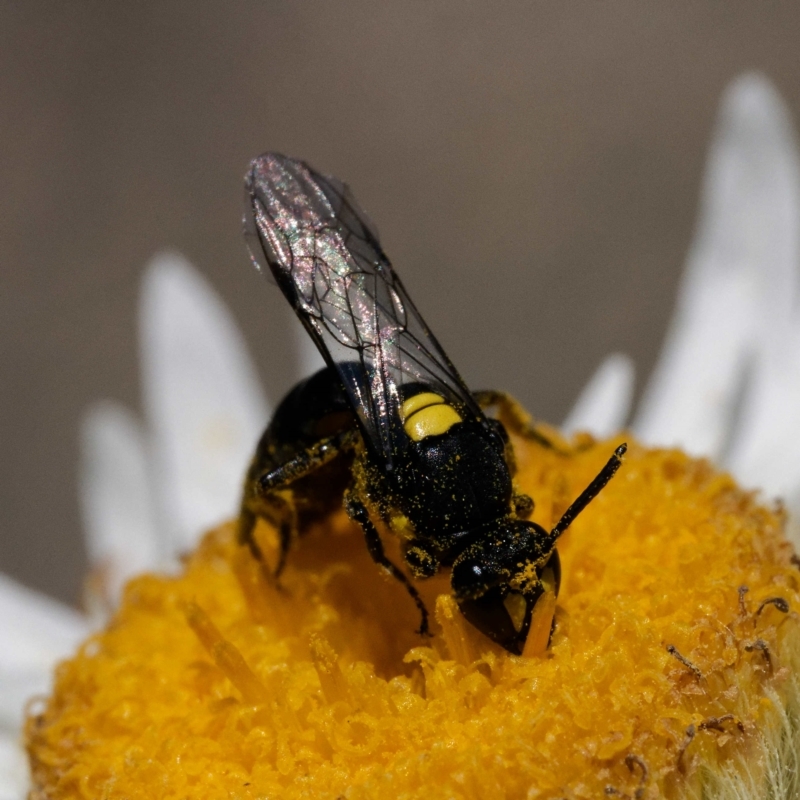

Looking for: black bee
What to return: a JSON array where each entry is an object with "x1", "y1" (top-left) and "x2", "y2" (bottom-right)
[{"x1": 239, "y1": 153, "x2": 625, "y2": 655}]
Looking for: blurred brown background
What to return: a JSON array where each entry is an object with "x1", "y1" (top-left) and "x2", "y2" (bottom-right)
[{"x1": 2, "y1": 2, "x2": 800, "y2": 606}]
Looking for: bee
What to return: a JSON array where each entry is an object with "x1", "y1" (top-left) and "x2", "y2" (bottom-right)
[{"x1": 240, "y1": 153, "x2": 626, "y2": 655}]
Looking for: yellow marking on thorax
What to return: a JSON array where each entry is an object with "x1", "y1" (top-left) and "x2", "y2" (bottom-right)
[
  {"x1": 400, "y1": 392, "x2": 462, "y2": 442},
  {"x1": 399, "y1": 392, "x2": 446, "y2": 420}
]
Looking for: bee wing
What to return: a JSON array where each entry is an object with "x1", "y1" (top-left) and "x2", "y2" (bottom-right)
[{"x1": 244, "y1": 152, "x2": 483, "y2": 468}]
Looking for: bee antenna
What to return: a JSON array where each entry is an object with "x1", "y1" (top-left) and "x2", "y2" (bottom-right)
[{"x1": 549, "y1": 444, "x2": 627, "y2": 542}]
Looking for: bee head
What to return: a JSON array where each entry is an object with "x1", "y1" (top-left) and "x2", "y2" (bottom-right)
[{"x1": 451, "y1": 521, "x2": 561, "y2": 655}]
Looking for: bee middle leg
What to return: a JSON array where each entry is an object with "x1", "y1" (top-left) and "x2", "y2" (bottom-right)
[{"x1": 344, "y1": 493, "x2": 431, "y2": 637}]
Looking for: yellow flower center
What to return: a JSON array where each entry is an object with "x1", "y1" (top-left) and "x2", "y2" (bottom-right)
[{"x1": 27, "y1": 433, "x2": 800, "y2": 799}]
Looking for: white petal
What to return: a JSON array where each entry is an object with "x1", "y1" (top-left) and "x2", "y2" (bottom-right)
[
  {"x1": 716, "y1": 81, "x2": 800, "y2": 496},
  {"x1": 140, "y1": 252, "x2": 269, "y2": 554},
  {"x1": 561, "y1": 354, "x2": 634, "y2": 438},
  {"x1": 0, "y1": 672, "x2": 50, "y2": 736},
  {"x1": 0, "y1": 575, "x2": 87, "y2": 672},
  {"x1": 634, "y1": 73, "x2": 798, "y2": 460},
  {"x1": 0, "y1": 574, "x2": 88, "y2": 731},
  {"x1": 726, "y1": 311, "x2": 800, "y2": 497},
  {"x1": 0, "y1": 735, "x2": 28, "y2": 800},
  {"x1": 79, "y1": 401, "x2": 161, "y2": 612}
]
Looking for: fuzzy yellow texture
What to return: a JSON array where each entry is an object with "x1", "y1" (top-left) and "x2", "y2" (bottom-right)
[{"x1": 26, "y1": 435, "x2": 800, "y2": 799}]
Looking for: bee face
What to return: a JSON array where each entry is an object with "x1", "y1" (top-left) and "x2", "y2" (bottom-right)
[{"x1": 451, "y1": 522, "x2": 562, "y2": 654}]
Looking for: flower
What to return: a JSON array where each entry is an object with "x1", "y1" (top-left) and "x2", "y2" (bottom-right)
[
  {"x1": 0, "y1": 576, "x2": 88, "y2": 800},
  {"x1": 3, "y1": 71, "x2": 800, "y2": 797},
  {"x1": 28, "y1": 439, "x2": 800, "y2": 798}
]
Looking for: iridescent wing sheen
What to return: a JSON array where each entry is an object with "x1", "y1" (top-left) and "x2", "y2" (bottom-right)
[{"x1": 244, "y1": 152, "x2": 484, "y2": 468}]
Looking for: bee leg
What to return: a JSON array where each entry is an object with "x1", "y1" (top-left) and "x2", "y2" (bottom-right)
[
  {"x1": 257, "y1": 430, "x2": 355, "y2": 493},
  {"x1": 238, "y1": 506, "x2": 262, "y2": 561},
  {"x1": 239, "y1": 492, "x2": 296, "y2": 580},
  {"x1": 512, "y1": 491, "x2": 534, "y2": 519},
  {"x1": 473, "y1": 390, "x2": 568, "y2": 452},
  {"x1": 344, "y1": 494, "x2": 431, "y2": 637},
  {"x1": 241, "y1": 429, "x2": 356, "y2": 578},
  {"x1": 270, "y1": 498, "x2": 295, "y2": 579},
  {"x1": 245, "y1": 430, "x2": 355, "y2": 578},
  {"x1": 404, "y1": 542, "x2": 440, "y2": 579}
]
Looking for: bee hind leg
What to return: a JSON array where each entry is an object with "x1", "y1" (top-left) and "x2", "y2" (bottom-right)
[
  {"x1": 344, "y1": 494, "x2": 431, "y2": 637},
  {"x1": 473, "y1": 389, "x2": 568, "y2": 453},
  {"x1": 241, "y1": 428, "x2": 358, "y2": 579},
  {"x1": 257, "y1": 429, "x2": 355, "y2": 493}
]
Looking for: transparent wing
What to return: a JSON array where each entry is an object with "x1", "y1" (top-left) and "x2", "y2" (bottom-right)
[{"x1": 244, "y1": 152, "x2": 483, "y2": 468}]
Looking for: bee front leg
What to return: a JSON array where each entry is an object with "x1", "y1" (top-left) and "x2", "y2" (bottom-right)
[{"x1": 344, "y1": 494, "x2": 431, "y2": 637}]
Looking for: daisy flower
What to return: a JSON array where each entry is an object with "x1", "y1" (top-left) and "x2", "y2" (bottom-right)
[{"x1": 3, "y1": 71, "x2": 799, "y2": 797}]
